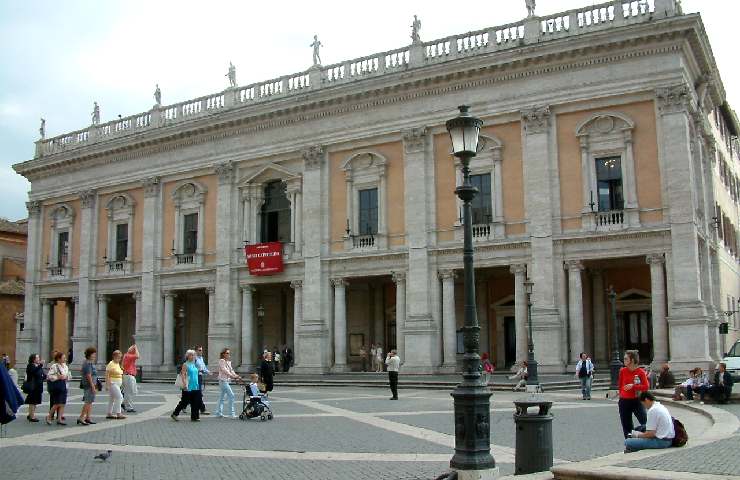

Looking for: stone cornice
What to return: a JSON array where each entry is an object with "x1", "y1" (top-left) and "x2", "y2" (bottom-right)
[{"x1": 15, "y1": 19, "x2": 708, "y2": 184}]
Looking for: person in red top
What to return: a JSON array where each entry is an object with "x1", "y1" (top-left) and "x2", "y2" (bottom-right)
[
  {"x1": 617, "y1": 349, "x2": 649, "y2": 438},
  {"x1": 121, "y1": 344, "x2": 139, "y2": 413}
]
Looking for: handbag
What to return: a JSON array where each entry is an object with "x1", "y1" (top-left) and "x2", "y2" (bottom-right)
[
  {"x1": 174, "y1": 374, "x2": 185, "y2": 389},
  {"x1": 21, "y1": 379, "x2": 31, "y2": 394},
  {"x1": 96, "y1": 379, "x2": 103, "y2": 391}
]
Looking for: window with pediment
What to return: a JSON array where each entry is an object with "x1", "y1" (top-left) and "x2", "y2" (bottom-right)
[
  {"x1": 105, "y1": 193, "x2": 135, "y2": 273},
  {"x1": 172, "y1": 181, "x2": 206, "y2": 266},
  {"x1": 576, "y1": 112, "x2": 639, "y2": 231},
  {"x1": 48, "y1": 204, "x2": 75, "y2": 277},
  {"x1": 453, "y1": 135, "x2": 504, "y2": 241},
  {"x1": 342, "y1": 151, "x2": 388, "y2": 250}
]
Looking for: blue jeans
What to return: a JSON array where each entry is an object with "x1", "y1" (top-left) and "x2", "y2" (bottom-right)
[
  {"x1": 215, "y1": 380, "x2": 235, "y2": 416},
  {"x1": 579, "y1": 375, "x2": 593, "y2": 399},
  {"x1": 624, "y1": 436, "x2": 673, "y2": 452}
]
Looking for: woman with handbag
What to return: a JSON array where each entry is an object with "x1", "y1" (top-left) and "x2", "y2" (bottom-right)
[
  {"x1": 259, "y1": 352, "x2": 274, "y2": 396},
  {"x1": 23, "y1": 354, "x2": 44, "y2": 422},
  {"x1": 171, "y1": 349, "x2": 201, "y2": 422},
  {"x1": 105, "y1": 350, "x2": 126, "y2": 420},
  {"x1": 45, "y1": 351, "x2": 70, "y2": 425},
  {"x1": 77, "y1": 347, "x2": 99, "y2": 425}
]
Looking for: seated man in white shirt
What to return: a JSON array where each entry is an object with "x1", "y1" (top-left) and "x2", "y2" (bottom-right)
[{"x1": 624, "y1": 391, "x2": 675, "y2": 452}]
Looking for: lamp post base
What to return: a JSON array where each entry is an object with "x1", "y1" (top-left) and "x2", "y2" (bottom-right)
[
  {"x1": 455, "y1": 467, "x2": 500, "y2": 480},
  {"x1": 450, "y1": 382, "x2": 496, "y2": 472}
]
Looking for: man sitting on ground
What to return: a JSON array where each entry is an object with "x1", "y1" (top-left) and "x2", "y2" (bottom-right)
[
  {"x1": 624, "y1": 391, "x2": 675, "y2": 453},
  {"x1": 656, "y1": 363, "x2": 675, "y2": 389},
  {"x1": 699, "y1": 363, "x2": 734, "y2": 404}
]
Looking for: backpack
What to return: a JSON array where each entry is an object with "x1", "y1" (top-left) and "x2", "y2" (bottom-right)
[{"x1": 671, "y1": 417, "x2": 688, "y2": 447}]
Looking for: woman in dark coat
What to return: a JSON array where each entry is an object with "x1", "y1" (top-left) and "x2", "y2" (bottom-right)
[
  {"x1": 259, "y1": 352, "x2": 274, "y2": 395},
  {"x1": 24, "y1": 353, "x2": 44, "y2": 422}
]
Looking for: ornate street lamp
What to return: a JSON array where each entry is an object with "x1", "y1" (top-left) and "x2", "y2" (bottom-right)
[
  {"x1": 446, "y1": 105, "x2": 496, "y2": 475},
  {"x1": 524, "y1": 278, "x2": 539, "y2": 388},
  {"x1": 608, "y1": 286, "x2": 621, "y2": 390}
]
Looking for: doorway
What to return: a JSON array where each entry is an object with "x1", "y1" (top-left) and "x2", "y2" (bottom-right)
[
  {"x1": 621, "y1": 311, "x2": 652, "y2": 363},
  {"x1": 504, "y1": 316, "x2": 517, "y2": 368}
]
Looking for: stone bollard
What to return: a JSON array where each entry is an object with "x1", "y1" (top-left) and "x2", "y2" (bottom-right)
[{"x1": 513, "y1": 398, "x2": 553, "y2": 475}]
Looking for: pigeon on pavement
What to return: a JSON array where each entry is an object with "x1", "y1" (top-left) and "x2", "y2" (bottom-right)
[{"x1": 94, "y1": 450, "x2": 113, "y2": 462}]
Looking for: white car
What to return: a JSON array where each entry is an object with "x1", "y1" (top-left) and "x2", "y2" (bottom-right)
[{"x1": 723, "y1": 340, "x2": 740, "y2": 382}]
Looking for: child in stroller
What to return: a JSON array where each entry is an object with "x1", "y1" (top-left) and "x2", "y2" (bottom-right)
[{"x1": 239, "y1": 373, "x2": 274, "y2": 421}]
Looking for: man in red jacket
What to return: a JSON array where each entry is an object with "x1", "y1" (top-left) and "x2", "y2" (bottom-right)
[{"x1": 617, "y1": 350, "x2": 649, "y2": 438}]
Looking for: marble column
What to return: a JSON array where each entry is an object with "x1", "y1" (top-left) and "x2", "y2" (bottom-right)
[
  {"x1": 591, "y1": 269, "x2": 607, "y2": 363},
  {"x1": 133, "y1": 291, "x2": 143, "y2": 340},
  {"x1": 162, "y1": 291, "x2": 176, "y2": 368},
  {"x1": 240, "y1": 286, "x2": 255, "y2": 369},
  {"x1": 332, "y1": 278, "x2": 348, "y2": 371},
  {"x1": 290, "y1": 280, "x2": 303, "y2": 366},
  {"x1": 17, "y1": 201, "x2": 42, "y2": 365},
  {"x1": 73, "y1": 190, "x2": 96, "y2": 368},
  {"x1": 96, "y1": 295, "x2": 109, "y2": 363},
  {"x1": 439, "y1": 270, "x2": 457, "y2": 369},
  {"x1": 647, "y1": 254, "x2": 668, "y2": 365},
  {"x1": 392, "y1": 271, "x2": 406, "y2": 362},
  {"x1": 567, "y1": 260, "x2": 585, "y2": 364},
  {"x1": 510, "y1": 264, "x2": 528, "y2": 365},
  {"x1": 213, "y1": 162, "x2": 236, "y2": 368},
  {"x1": 206, "y1": 287, "x2": 217, "y2": 366},
  {"x1": 67, "y1": 298, "x2": 76, "y2": 360},
  {"x1": 41, "y1": 299, "x2": 54, "y2": 360},
  {"x1": 139, "y1": 177, "x2": 162, "y2": 368}
]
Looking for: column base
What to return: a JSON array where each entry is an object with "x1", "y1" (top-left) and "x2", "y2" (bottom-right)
[
  {"x1": 455, "y1": 468, "x2": 499, "y2": 480},
  {"x1": 331, "y1": 364, "x2": 349, "y2": 373},
  {"x1": 291, "y1": 365, "x2": 331, "y2": 374},
  {"x1": 438, "y1": 364, "x2": 457, "y2": 374}
]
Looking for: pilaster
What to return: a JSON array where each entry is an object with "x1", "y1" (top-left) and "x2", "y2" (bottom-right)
[
  {"x1": 73, "y1": 190, "x2": 96, "y2": 368},
  {"x1": 17, "y1": 201, "x2": 42, "y2": 363},
  {"x1": 510, "y1": 264, "x2": 528, "y2": 366},
  {"x1": 139, "y1": 176, "x2": 161, "y2": 368},
  {"x1": 439, "y1": 269, "x2": 457, "y2": 370}
]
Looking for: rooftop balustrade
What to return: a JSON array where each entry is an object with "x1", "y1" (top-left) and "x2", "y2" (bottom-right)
[{"x1": 34, "y1": 0, "x2": 674, "y2": 158}]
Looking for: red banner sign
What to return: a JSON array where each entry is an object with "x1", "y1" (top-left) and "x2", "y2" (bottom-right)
[{"x1": 245, "y1": 242, "x2": 284, "y2": 275}]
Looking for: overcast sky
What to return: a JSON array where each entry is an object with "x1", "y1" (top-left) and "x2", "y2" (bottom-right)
[{"x1": 1, "y1": 0, "x2": 737, "y2": 221}]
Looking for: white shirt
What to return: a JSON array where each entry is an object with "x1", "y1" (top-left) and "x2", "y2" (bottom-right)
[
  {"x1": 645, "y1": 402, "x2": 675, "y2": 440},
  {"x1": 385, "y1": 355, "x2": 401, "y2": 372},
  {"x1": 575, "y1": 358, "x2": 594, "y2": 376}
]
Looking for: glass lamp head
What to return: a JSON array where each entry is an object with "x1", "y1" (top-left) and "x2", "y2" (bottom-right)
[{"x1": 445, "y1": 105, "x2": 483, "y2": 158}]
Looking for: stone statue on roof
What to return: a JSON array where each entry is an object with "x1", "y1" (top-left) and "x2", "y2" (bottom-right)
[
  {"x1": 525, "y1": 0, "x2": 536, "y2": 18},
  {"x1": 311, "y1": 35, "x2": 323, "y2": 66},
  {"x1": 154, "y1": 84, "x2": 161, "y2": 105},
  {"x1": 91, "y1": 101, "x2": 100, "y2": 125},
  {"x1": 411, "y1": 15, "x2": 421, "y2": 43},
  {"x1": 226, "y1": 62, "x2": 237, "y2": 87},
  {"x1": 39, "y1": 118, "x2": 45, "y2": 139}
]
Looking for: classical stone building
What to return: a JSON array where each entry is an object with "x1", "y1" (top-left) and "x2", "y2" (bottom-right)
[
  {"x1": 13, "y1": 0, "x2": 740, "y2": 373},
  {"x1": 0, "y1": 218, "x2": 27, "y2": 365}
]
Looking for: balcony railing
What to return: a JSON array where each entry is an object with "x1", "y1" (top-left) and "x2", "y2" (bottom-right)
[
  {"x1": 174, "y1": 253, "x2": 196, "y2": 265},
  {"x1": 472, "y1": 224, "x2": 492, "y2": 239},
  {"x1": 106, "y1": 260, "x2": 129, "y2": 273},
  {"x1": 596, "y1": 210, "x2": 625, "y2": 228},
  {"x1": 352, "y1": 234, "x2": 376, "y2": 249},
  {"x1": 48, "y1": 265, "x2": 64, "y2": 277},
  {"x1": 28, "y1": 0, "x2": 676, "y2": 160}
]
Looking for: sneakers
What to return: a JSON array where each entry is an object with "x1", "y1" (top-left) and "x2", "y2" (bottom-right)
[
  {"x1": 170, "y1": 414, "x2": 179, "y2": 422},
  {"x1": 214, "y1": 413, "x2": 223, "y2": 418}
]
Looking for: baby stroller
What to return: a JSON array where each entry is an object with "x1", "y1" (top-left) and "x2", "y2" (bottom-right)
[{"x1": 239, "y1": 384, "x2": 274, "y2": 421}]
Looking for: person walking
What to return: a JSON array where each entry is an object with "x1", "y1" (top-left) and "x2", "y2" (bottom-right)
[
  {"x1": 282, "y1": 345, "x2": 292, "y2": 373},
  {"x1": 624, "y1": 391, "x2": 675, "y2": 452},
  {"x1": 171, "y1": 349, "x2": 202, "y2": 422},
  {"x1": 259, "y1": 352, "x2": 274, "y2": 396},
  {"x1": 105, "y1": 350, "x2": 126, "y2": 420},
  {"x1": 121, "y1": 344, "x2": 139, "y2": 413},
  {"x1": 194, "y1": 346, "x2": 210, "y2": 415},
  {"x1": 370, "y1": 344, "x2": 377, "y2": 372},
  {"x1": 360, "y1": 345, "x2": 368, "y2": 372},
  {"x1": 45, "y1": 351, "x2": 70, "y2": 425},
  {"x1": 481, "y1": 353, "x2": 494, "y2": 385},
  {"x1": 23, "y1": 354, "x2": 44, "y2": 422},
  {"x1": 214, "y1": 348, "x2": 242, "y2": 418},
  {"x1": 575, "y1": 353, "x2": 595, "y2": 400},
  {"x1": 77, "y1": 347, "x2": 99, "y2": 425},
  {"x1": 617, "y1": 349, "x2": 649, "y2": 438},
  {"x1": 385, "y1": 350, "x2": 401, "y2": 400}
]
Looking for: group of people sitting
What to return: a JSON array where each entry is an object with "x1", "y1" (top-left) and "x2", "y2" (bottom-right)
[{"x1": 672, "y1": 363, "x2": 734, "y2": 404}]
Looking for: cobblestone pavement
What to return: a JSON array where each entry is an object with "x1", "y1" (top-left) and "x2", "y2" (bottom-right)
[{"x1": 0, "y1": 384, "x2": 712, "y2": 480}]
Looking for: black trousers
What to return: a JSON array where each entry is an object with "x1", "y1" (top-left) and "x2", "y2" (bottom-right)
[
  {"x1": 388, "y1": 371, "x2": 399, "y2": 399},
  {"x1": 618, "y1": 398, "x2": 647, "y2": 438},
  {"x1": 173, "y1": 390, "x2": 203, "y2": 420},
  {"x1": 197, "y1": 374, "x2": 206, "y2": 412}
]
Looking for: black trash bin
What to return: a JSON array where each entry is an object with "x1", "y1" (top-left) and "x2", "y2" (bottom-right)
[
  {"x1": 513, "y1": 399, "x2": 553, "y2": 475},
  {"x1": 136, "y1": 366, "x2": 143, "y2": 383}
]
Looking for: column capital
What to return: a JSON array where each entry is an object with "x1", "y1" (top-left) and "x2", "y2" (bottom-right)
[
  {"x1": 656, "y1": 84, "x2": 693, "y2": 116},
  {"x1": 132, "y1": 291, "x2": 142, "y2": 301},
  {"x1": 391, "y1": 271, "x2": 406, "y2": 284},
  {"x1": 646, "y1": 253, "x2": 666, "y2": 266},
  {"x1": 438, "y1": 269, "x2": 456, "y2": 281},
  {"x1": 302, "y1": 145, "x2": 325, "y2": 170},
  {"x1": 521, "y1": 106, "x2": 551, "y2": 135},
  {"x1": 215, "y1": 161, "x2": 235, "y2": 185},
  {"x1": 290, "y1": 280, "x2": 303, "y2": 289},
  {"x1": 240, "y1": 285, "x2": 255, "y2": 294},
  {"x1": 205, "y1": 286, "x2": 216, "y2": 296},
  {"x1": 509, "y1": 264, "x2": 527, "y2": 276},
  {"x1": 71, "y1": 296, "x2": 79, "y2": 304},
  {"x1": 330, "y1": 278, "x2": 348, "y2": 288},
  {"x1": 162, "y1": 290, "x2": 177, "y2": 299},
  {"x1": 26, "y1": 200, "x2": 42, "y2": 217},
  {"x1": 78, "y1": 189, "x2": 96, "y2": 209},
  {"x1": 590, "y1": 267, "x2": 604, "y2": 277},
  {"x1": 402, "y1": 127, "x2": 428, "y2": 154},
  {"x1": 41, "y1": 298, "x2": 56, "y2": 306},
  {"x1": 565, "y1": 260, "x2": 584, "y2": 272},
  {"x1": 142, "y1": 176, "x2": 161, "y2": 197},
  {"x1": 96, "y1": 294, "x2": 110, "y2": 303}
]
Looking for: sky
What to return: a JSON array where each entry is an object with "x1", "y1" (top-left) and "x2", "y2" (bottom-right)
[{"x1": 0, "y1": 0, "x2": 738, "y2": 221}]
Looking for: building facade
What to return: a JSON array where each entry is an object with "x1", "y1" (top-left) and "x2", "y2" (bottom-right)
[
  {"x1": 13, "y1": 0, "x2": 740, "y2": 373},
  {"x1": 0, "y1": 218, "x2": 27, "y2": 365}
]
